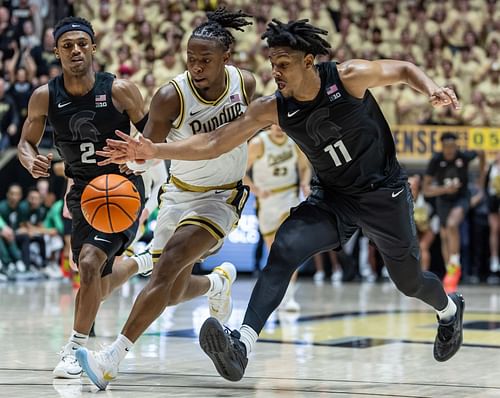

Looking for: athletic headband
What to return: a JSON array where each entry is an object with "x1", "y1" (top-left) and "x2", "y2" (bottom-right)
[{"x1": 53, "y1": 23, "x2": 95, "y2": 45}]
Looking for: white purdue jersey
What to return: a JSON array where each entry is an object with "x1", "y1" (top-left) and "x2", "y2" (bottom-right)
[
  {"x1": 488, "y1": 163, "x2": 500, "y2": 197},
  {"x1": 168, "y1": 65, "x2": 249, "y2": 189},
  {"x1": 252, "y1": 131, "x2": 299, "y2": 192}
]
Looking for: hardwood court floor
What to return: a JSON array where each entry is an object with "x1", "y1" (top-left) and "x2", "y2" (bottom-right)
[{"x1": 1, "y1": 277, "x2": 500, "y2": 397}]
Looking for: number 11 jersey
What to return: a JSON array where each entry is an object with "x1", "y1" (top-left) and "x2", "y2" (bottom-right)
[{"x1": 276, "y1": 62, "x2": 402, "y2": 194}]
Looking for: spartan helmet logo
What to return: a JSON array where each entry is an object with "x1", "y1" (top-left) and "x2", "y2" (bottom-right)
[
  {"x1": 69, "y1": 110, "x2": 100, "y2": 141},
  {"x1": 306, "y1": 107, "x2": 343, "y2": 146}
]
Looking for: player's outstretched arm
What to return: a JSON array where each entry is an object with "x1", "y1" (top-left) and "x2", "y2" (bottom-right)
[
  {"x1": 338, "y1": 59, "x2": 460, "y2": 109},
  {"x1": 17, "y1": 85, "x2": 53, "y2": 178},
  {"x1": 99, "y1": 95, "x2": 278, "y2": 162},
  {"x1": 96, "y1": 83, "x2": 183, "y2": 166}
]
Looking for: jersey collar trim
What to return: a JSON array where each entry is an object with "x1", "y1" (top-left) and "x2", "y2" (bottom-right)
[{"x1": 187, "y1": 68, "x2": 229, "y2": 106}]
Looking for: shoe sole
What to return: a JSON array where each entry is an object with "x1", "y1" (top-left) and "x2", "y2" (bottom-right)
[
  {"x1": 75, "y1": 348, "x2": 109, "y2": 390},
  {"x1": 199, "y1": 317, "x2": 243, "y2": 382},
  {"x1": 53, "y1": 368, "x2": 82, "y2": 379},
  {"x1": 434, "y1": 293, "x2": 465, "y2": 362}
]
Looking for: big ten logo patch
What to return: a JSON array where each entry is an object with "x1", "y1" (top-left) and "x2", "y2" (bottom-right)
[{"x1": 326, "y1": 84, "x2": 341, "y2": 102}]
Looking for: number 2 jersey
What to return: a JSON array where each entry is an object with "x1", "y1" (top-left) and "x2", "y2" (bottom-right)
[
  {"x1": 276, "y1": 62, "x2": 402, "y2": 194},
  {"x1": 47, "y1": 72, "x2": 131, "y2": 183}
]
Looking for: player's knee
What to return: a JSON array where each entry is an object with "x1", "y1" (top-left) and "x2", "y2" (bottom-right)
[
  {"x1": 167, "y1": 286, "x2": 186, "y2": 306},
  {"x1": 78, "y1": 258, "x2": 102, "y2": 284},
  {"x1": 399, "y1": 282, "x2": 421, "y2": 298},
  {"x1": 78, "y1": 259, "x2": 101, "y2": 284},
  {"x1": 268, "y1": 237, "x2": 302, "y2": 273}
]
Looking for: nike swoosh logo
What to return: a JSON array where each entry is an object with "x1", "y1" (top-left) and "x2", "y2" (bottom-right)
[
  {"x1": 287, "y1": 110, "x2": 299, "y2": 117},
  {"x1": 58, "y1": 102, "x2": 71, "y2": 108},
  {"x1": 190, "y1": 109, "x2": 203, "y2": 116},
  {"x1": 215, "y1": 190, "x2": 226, "y2": 194},
  {"x1": 94, "y1": 236, "x2": 111, "y2": 243},
  {"x1": 391, "y1": 188, "x2": 404, "y2": 198}
]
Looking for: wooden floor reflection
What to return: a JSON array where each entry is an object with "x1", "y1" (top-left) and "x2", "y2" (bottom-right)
[{"x1": 1, "y1": 277, "x2": 500, "y2": 397}]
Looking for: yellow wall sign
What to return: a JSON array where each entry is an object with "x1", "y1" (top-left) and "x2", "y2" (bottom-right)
[{"x1": 393, "y1": 125, "x2": 499, "y2": 162}]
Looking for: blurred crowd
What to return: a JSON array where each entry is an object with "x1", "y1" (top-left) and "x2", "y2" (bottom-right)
[
  {"x1": 0, "y1": 0, "x2": 499, "y2": 284},
  {"x1": 1, "y1": 0, "x2": 500, "y2": 152}
]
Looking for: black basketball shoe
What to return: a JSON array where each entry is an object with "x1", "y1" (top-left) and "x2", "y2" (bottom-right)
[
  {"x1": 433, "y1": 292, "x2": 465, "y2": 362},
  {"x1": 199, "y1": 317, "x2": 248, "y2": 381}
]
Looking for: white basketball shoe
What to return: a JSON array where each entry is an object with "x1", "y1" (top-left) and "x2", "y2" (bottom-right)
[
  {"x1": 53, "y1": 342, "x2": 83, "y2": 379},
  {"x1": 75, "y1": 347, "x2": 119, "y2": 390},
  {"x1": 208, "y1": 262, "x2": 237, "y2": 324}
]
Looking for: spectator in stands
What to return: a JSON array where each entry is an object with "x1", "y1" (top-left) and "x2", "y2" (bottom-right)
[
  {"x1": 153, "y1": 48, "x2": 184, "y2": 86},
  {"x1": 30, "y1": 27, "x2": 58, "y2": 83},
  {"x1": 5, "y1": 66, "x2": 33, "y2": 146},
  {"x1": 139, "y1": 72, "x2": 156, "y2": 112},
  {"x1": 461, "y1": 91, "x2": 490, "y2": 126},
  {"x1": 19, "y1": 19, "x2": 39, "y2": 53},
  {"x1": 409, "y1": 174, "x2": 438, "y2": 272},
  {"x1": 40, "y1": 198, "x2": 65, "y2": 278},
  {"x1": 0, "y1": 215, "x2": 14, "y2": 280},
  {"x1": 428, "y1": 30, "x2": 453, "y2": 65},
  {"x1": 486, "y1": 152, "x2": 500, "y2": 273},
  {"x1": 453, "y1": 47, "x2": 481, "y2": 102},
  {"x1": 0, "y1": 77, "x2": 19, "y2": 151},
  {"x1": 0, "y1": 7, "x2": 17, "y2": 61},
  {"x1": 477, "y1": 62, "x2": 500, "y2": 126},
  {"x1": 18, "y1": 187, "x2": 47, "y2": 269},
  {"x1": 0, "y1": 183, "x2": 28, "y2": 274},
  {"x1": 423, "y1": 133, "x2": 486, "y2": 293}
]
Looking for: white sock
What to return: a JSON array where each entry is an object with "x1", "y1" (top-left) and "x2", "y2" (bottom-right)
[
  {"x1": 69, "y1": 330, "x2": 89, "y2": 347},
  {"x1": 134, "y1": 251, "x2": 153, "y2": 274},
  {"x1": 283, "y1": 281, "x2": 296, "y2": 303},
  {"x1": 449, "y1": 254, "x2": 460, "y2": 266},
  {"x1": 204, "y1": 273, "x2": 223, "y2": 297},
  {"x1": 239, "y1": 324, "x2": 258, "y2": 355},
  {"x1": 436, "y1": 296, "x2": 458, "y2": 322},
  {"x1": 108, "y1": 334, "x2": 134, "y2": 363}
]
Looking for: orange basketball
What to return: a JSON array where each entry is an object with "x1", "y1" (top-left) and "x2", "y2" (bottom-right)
[{"x1": 81, "y1": 174, "x2": 141, "y2": 233}]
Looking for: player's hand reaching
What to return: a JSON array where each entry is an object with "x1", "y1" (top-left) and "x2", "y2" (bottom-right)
[
  {"x1": 29, "y1": 152, "x2": 52, "y2": 178},
  {"x1": 429, "y1": 87, "x2": 460, "y2": 109},
  {"x1": 96, "y1": 130, "x2": 157, "y2": 166}
]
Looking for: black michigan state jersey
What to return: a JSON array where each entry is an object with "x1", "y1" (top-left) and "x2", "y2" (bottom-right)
[
  {"x1": 426, "y1": 150, "x2": 477, "y2": 201},
  {"x1": 47, "y1": 72, "x2": 131, "y2": 182},
  {"x1": 276, "y1": 62, "x2": 402, "y2": 193}
]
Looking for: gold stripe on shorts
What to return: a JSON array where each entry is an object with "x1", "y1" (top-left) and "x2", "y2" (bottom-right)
[
  {"x1": 170, "y1": 175, "x2": 240, "y2": 192},
  {"x1": 177, "y1": 216, "x2": 225, "y2": 241},
  {"x1": 151, "y1": 250, "x2": 162, "y2": 264}
]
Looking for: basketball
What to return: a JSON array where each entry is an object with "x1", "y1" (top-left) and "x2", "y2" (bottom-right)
[{"x1": 81, "y1": 174, "x2": 141, "y2": 233}]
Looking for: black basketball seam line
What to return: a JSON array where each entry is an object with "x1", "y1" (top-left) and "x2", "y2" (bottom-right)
[
  {"x1": 106, "y1": 174, "x2": 114, "y2": 233},
  {"x1": 90, "y1": 202, "x2": 109, "y2": 225},
  {"x1": 108, "y1": 203, "x2": 137, "y2": 224},
  {"x1": 88, "y1": 176, "x2": 130, "y2": 191},
  {"x1": 81, "y1": 195, "x2": 141, "y2": 205}
]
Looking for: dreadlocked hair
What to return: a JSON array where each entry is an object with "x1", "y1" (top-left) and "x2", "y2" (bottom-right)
[
  {"x1": 191, "y1": 7, "x2": 253, "y2": 51},
  {"x1": 262, "y1": 19, "x2": 331, "y2": 56}
]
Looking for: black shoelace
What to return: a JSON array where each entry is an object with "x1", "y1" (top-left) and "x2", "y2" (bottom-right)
[{"x1": 223, "y1": 327, "x2": 247, "y2": 358}]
